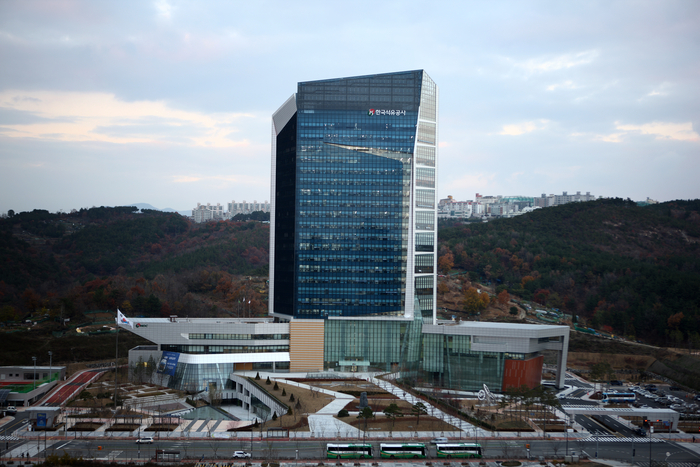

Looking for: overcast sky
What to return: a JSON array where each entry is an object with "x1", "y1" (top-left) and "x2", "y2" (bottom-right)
[{"x1": 1, "y1": 0, "x2": 698, "y2": 214}]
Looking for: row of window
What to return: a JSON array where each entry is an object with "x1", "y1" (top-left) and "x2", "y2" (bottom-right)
[
  {"x1": 298, "y1": 211, "x2": 407, "y2": 219},
  {"x1": 298, "y1": 179, "x2": 409, "y2": 187},
  {"x1": 416, "y1": 168, "x2": 436, "y2": 188},
  {"x1": 298, "y1": 278, "x2": 404, "y2": 285},
  {"x1": 299, "y1": 254, "x2": 405, "y2": 263},
  {"x1": 301, "y1": 95, "x2": 417, "y2": 103},
  {"x1": 299, "y1": 201, "x2": 409, "y2": 208},
  {"x1": 188, "y1": 333, "x2": 289, "y2": 340},
  {"x1": 416, "y1": 211, "x2": 436, "y2": 230},
  {"x1": 419, "y1": 75, "x2": 438, "y2": 123},
  {"x1": 299, "y1": 154, "x2": 411, "y2": 163},
  {"x1": 298, "y1": 288, "x2": 402, "y2": 296},
  {"x1": 298, "y1": 222, "x2": 408, "y2": 231},
  {"x1": 298, "y1": 265, "x2": 405, "y2": 273},
  {"x1": 415, "y1": 145, "x2": 436, "y2": 167},
  {"x1": 416, "y1": 189, "x2": 435, "y2": 209},
  {"x1": 161, "y1": 345, "x2": 289, "y2": 354},
  {"x1": 303, "y1": 135, "x2": 415, "y2": 143},
  {"x1": 301, "y1": 133, "x2": 416, "y2": 141},
  {"x1": 300, "y1": 120, "x2": 416, "y2": 129},
  {"x1": 299, "y1": 189, "x2": 408, "y2": 197},
  {"x1": 299, "y1": 244, "x2": 405, "y2": 252},
  {"x1": 415, "y1": 254, "x2": 435, "y2": 267},
  {"x1": 298, "y1": 308, "x2": 404, "y2": 318},
  {"x1": 417, "y1": 122, "x2": 436, "y2": 145},
  {"x1": 299, "y1": 297, "x2": 402, "y2": 306},
  {"x1": 299, "y1": 233, "x2": 407, "y2": 241},
  {"x1": 299, "y1": 167, "x2": 410, "y2": 175}
]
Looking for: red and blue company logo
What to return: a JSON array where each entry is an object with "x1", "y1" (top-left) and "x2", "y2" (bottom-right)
[{"x1": 368, "y1": 109, "x2": 375, "y2": 116}]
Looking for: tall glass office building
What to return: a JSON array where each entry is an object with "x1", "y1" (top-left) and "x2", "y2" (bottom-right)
[{"x1": 270, "y1": 70, "x2": 438, "y2": 322}]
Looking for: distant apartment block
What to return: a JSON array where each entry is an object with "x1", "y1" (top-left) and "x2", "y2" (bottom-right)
[
  {"x1": 191, "y1": 200, "x2": 271, "y2": 223},
  {"x1": 534, "y1": 191, "x2": 596, "y2": 208},
  {"x1": 439, "y1": 191, "x2": 597, "y2": 220},
  {"x1": 228, "y1": 200, "x2": 271, "y2": 216},
  {"x1": 192, "y1": 202, "x2": 223, "y2": 223}
]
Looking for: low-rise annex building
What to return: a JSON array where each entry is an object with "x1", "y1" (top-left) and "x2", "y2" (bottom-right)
[{"x1": 122, "y1": 314, "x2": 568, "y2": 396}]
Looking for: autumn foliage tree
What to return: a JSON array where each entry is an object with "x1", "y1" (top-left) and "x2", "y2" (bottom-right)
[
  {"x1": 437, "y1": 251, "x2": 454, "y2": 274},
  {"x1": 463, "y1": 286, "x2": 490, "y2": 314},
  {"x1": 497, "y1": 290, "x2": 510, "y2": 307}
]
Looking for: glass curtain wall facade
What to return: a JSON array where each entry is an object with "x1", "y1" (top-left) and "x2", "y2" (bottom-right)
[
  {"x1": 421, "y1": 334, "x2": 505, "y2": 391},
  {"x1": 324, "y1": 310, "x2": 423, "y2": 373},
  {"x1": 271, "y1": 70, "x2": 438, "y2": 321}
]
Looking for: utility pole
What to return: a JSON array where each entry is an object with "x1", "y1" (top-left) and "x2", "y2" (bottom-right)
[
  {"x1": 48, "y1": 351, "x2": 52, "y2": 383},
  {"x1": 32, "y1": 357, "x2": 37, "y2": 391}
]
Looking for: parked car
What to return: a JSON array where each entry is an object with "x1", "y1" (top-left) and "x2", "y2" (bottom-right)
[
  {"x1": 135, "y1": 437, "x2": 154, "y2": 444},
  {"x1": 232, "y1": 451, "x2": 251, "y2": 459},
  {"x1": 431, "y1": 437, "x2": 448, "y2": 444},
  {"x1": 635, "y1": 428, "x2": 647, "y2": 436}
]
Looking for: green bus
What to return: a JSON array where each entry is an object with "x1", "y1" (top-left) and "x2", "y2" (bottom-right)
[
  {"x1": 436, "y1": 443, "x2": 483, "y2": 458},
  {"x1": 326, "y1": 443, "x2": 373, "y2": 459},
  {"x1": 379, "y1": 443, "x2": 427, "y2": 459}
]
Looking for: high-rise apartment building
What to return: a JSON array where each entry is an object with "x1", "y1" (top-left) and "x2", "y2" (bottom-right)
[
  {"x1": 192, "y1": 202, "x2": 224, "y2": 223},
  {"x1": 270, "y1": 70, "x2": 438, "y2": 323}
]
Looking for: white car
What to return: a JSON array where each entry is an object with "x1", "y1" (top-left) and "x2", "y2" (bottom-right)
[
  {"x1": 430, "y1": 437, "x2": 448, "y2": 444},
  {"x1": 232, "y1": 451, "x2": 251, "y2": 459},
  {"x1": 135, "y1": 437, "x2": 154, "y2": 444}
]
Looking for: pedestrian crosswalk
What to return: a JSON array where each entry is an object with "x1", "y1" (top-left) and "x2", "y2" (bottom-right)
[
  {"x1": 0, "y1": 435, "x2": 20, "y2": 441},
  {"x1": 585, "y1": 436, "x2": 664, "y2": 443}
]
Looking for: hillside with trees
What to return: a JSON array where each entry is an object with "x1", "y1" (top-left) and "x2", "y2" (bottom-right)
[
  {"x1": 0, "y1": 206, "x2": 270, "y2": 327},
  {"x1": 437, "y1": 198, "x2": 700, "y2": 347},
  {"x1": 2, "y1": 199, "x2": 700, "y2": 353}
]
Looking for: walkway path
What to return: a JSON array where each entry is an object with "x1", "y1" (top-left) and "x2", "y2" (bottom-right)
[
  {"x1": 273, "y1": 377, "x2": 356, "y2": 437},
  {"x1": 360, "y1": 374, "x2": 491, "y2": 437}
]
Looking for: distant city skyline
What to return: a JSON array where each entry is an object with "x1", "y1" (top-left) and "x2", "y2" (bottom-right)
[{"x1": 1, "y1": 1, "x2": 699, "y2": 214}]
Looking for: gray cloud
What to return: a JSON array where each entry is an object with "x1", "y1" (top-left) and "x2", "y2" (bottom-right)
[
  {"x1": 0, "y1": 107, "x2": 75, "y2": 125},
  {"x1": 0, "y1": 0, "x2": 698, "y2": 213}
]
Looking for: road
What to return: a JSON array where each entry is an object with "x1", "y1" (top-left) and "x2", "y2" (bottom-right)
[{"x1": 3, "y1": 437, "x2": 698, "y2": 464}]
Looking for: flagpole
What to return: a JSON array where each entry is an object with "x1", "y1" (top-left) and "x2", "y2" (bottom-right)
[{"x1": 114, "y1": 311, "x2": 119, "y2": 409}]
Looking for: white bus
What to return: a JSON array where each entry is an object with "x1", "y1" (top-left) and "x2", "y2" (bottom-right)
[
  {"x1": 436, "y1": 443, "x2": 483, "y2": 458},
  {"x1": 379, "y1": 443, "x2": 427, "y2": 459},
  {"x1": 326, "y1": 443, "x2": 373, "y2": 459}
]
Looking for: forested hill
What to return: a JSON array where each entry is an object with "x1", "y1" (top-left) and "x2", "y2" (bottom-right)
[
  {"x1": 3, "y1": 200, "x2": 700, "y2": 347},
  {"x1": 438, "y1": 198, "x2": 700, "y2": 346},
  {"x1": 0, "y1": 206, "x2": 270, "y2": 323}
]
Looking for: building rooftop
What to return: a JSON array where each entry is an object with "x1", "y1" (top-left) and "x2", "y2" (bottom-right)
[{"x1": 436, "y1": 320, "x2": 567, "y2": 331}]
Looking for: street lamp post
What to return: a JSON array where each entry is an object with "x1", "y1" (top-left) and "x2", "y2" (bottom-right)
[
  {"x1": 595, "y1": 435, "x2": 599, "y2": 458},
  {"x1": 48, "y1": 351, "x2": 53, "y2": 383},
  {"x1": 32, "y1": 357, "x2": 37, "y2": 391},
  {"x1": 649, "y1": 425, "x2": 654, "y2": 466},
  {"x1": 565, "y1": 415, "x2": 569, "y2": 456}
]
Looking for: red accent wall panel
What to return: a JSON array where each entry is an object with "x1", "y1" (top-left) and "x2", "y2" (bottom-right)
[{"x1": 501, "y1": 355, "x2": 544, "y2": 391}]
